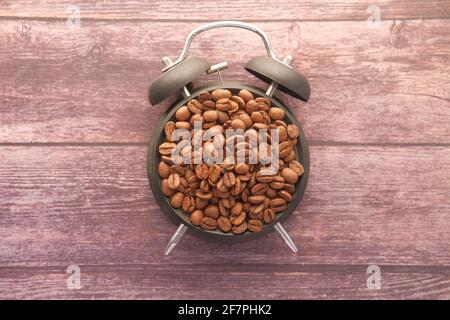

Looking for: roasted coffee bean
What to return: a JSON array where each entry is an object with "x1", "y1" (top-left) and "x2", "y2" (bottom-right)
[
  {"x1": 287, "y1": 124, "x2": 299, "y2": 139},
  {"x1": 247, "y1": 219, "x2": 263, "y2": 232},
  {"x1": 270, "y1": 198, "x2": 287, "y2": 212},
  {"x1": 195, "y1": 164, "x2": 209, "y2": 180},
  {"x1": 211, "y1": 89, "x2": 232, "y2": 101},
  {"x1": 175, "y1": 106, "x2": 191, "y2": 121},
  {"x1": 278, "y1": 190, "x2": 293, "y2": 202},
  {"x1": 234, "y1": 163, "x2": 249, "y2": 175},
  {"x1": 199, "y1": 179, "x2": 209, "y2": 193},
  {"x1": 170, "y1": 192, "x2": 184, "y2": 208},
  {"x1": 204, "y1": 204, "x2": 219, "y2": 219},
  {"x1": 164, "y1": 121, "x2": 175, "y2": 142},
  {"x1": 256, "y1": 173, "x2": 276, "y2": 183},
  {"x1": 219, "y1": 200, "x2": 230, "y2": 217},
  {"x1": 190, "y1": 210, "x2": 203, "y2": 226},
  {"x1": 279, "y1": 141, "x2": 293, "y2": 158},
  {"x1": 231, "y1": 119, "x2": 246, "y2": 130},
  {"x1": 232, "y1": 221, "x2": 247, "y2": 234},
  {"x1": 223, "y1": 172, "x2": 236, "y2": 187},
  {"x1": 269, "y1": 176, "x2": 285, "y2": 190},
  {"x1": 202, "y1": 100, "x2": 216, "y2": 111},
  {"x1": 195, "y1": 197, "x2": 208, "y2": 209},
  {"x1": 284, "y1": 183, "x2": 295, "y2": 194},
  {"x1": 263, "y1": 208, "x2": 275, "y2": 223},
  {"x1": 201, "y1": 217, "x2": 217, "y2": 230},
  {"x1": 255, "y1": 97, "x2": 271, "y2": 107},
  {"x1": 245, "y1": 100, "x2": 259, "y2": 114},
  {"x1": 221, "y1": 196, "x2": 235, "y2": 209},
  {"x1": 289, "y1": 160, "x2": 304, "y2": 176},
  {"x1": 197, "y1": 91, "x2": 212, "y2": 103},
  {"x1": 238, "y1": 89, "x2": 254, "y2": 102},
  {"x1": 158, "y1": 161, "x2": 171, "y2": 178},
  {"x1": 187, "y1": 99, "x2": 202, "y2": 114},
  {"x1": 203, "y1": 110, "x2": 218, "y2": 122},
  {"x1": 251, "y1": 183, "x2": 268, "y2": 195},
  {"x1": 175, "y1": 121, "x2": 190, "y2": 130},
  {"x1": 248, "y1": 194, "x2": 265, "y2": 204},
  {"x1": 159, "y1": 142, "x2": 175, "y2": 155},
  {"x1": 208, "y1": 164, "x2": 221, "y2": 183},
  {"x1": 278, "y1": 125, "x2": 288, "y2": 141},
  {"x1": 161, "y1": 179, "x2": 176, "y2": 197},
  {"x1": 196, "y1": 190, "x2": 213, "y2": 200},
  {"x1": 268, "y1": 107, "x2": 285, "y2": 121},
  {"x1": 281, "y1": 167, "x2": 298, "y2": 184},
  {"x1": 217, "y1": 216, "x2": 232, "y2": 233},
  {"x1": 167, "y1": 173, "x2": 180, "y2": 190},
  {"x1": 230, "y1": 211, "x2": 246, "y2": 226},
  {"x1": 182, "y1": 196, "x2": 195, "y2": 213},
  {"x1": 216, "y1": 98, "x2": 231, "y2": 112},
  {"x1": 231, "y1": 202, "x2": 243, "y2": 216},
  {"x1": 230, "y1": 95, "x2": 246, "y2": 109}
]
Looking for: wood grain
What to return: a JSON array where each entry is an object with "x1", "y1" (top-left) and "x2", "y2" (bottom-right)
[
  {"x1": 1, "y1": 146, "x2": 449, "y2": 268},
  {"x1": 1, "y1": 0, "x2": 449, "y2": 21},
  {"x1": 0, "y1": 265, "x2": 449, "y2": 299},
  {"x1": 0, "y1": 20, "x2": 449, "y2": 144}
]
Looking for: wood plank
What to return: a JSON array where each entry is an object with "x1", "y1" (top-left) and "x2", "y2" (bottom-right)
[
  {"x1": 1, "y1": 0, "x2": 449, "y2": 21},
  {"x1": 0, "y1": 264, "x2": 449, "y2": 299},
  {"x1": 1, "y1": 146, "x2": 449, "y2": 267},
  {"x1": 1, "y1": 20, "x2": 449, "y2": 144}
]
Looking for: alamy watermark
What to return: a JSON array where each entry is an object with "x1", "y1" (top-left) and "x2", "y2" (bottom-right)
[
  {"x1": 366, "y1": 265, "x2": 381, "y2": 289},
  {"x1": 67, "y1": 265, "x2": 81, "y2": 289}
]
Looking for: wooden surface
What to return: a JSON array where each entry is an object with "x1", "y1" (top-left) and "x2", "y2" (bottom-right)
[{"x1": 0, "y1": 1, "x2": 449, "y2": 299}]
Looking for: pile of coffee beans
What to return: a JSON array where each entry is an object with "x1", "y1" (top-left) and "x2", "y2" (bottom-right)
[{"x1": 157, "y1": 89, "x2": 304, "y2": 234}]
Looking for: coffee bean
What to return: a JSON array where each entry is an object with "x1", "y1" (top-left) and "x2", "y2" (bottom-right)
[
  {"x1": 281, "y1": 167, "x2": 298, "y2": 184},
  {"x1": 268, "y1": 107, "x2": 285, "y2": 121},
  {"x1": 195, "y1": 197, "x2": 208, "y2": 210},
  {"x1": 247, "y1": 219, "x2": 263, "y2": 232},
  {"x1": 230, "y1": 202, "x2": 243, "y2": 216},
  {"x1": 289, "y1": 160, "x2": 304, "y2": 176},
  {"x1": 287, "y1": 124, "x2": 299, "y2": 139},
  {"x1": 182, "y1": 196, "x2": 195, "y2": 213},
  {"x1": 217, "y1": 216, "x2": 232, "y2": 232},
  {"x1": 170, "y1": 192, "x2": 184, "y2": 208},
  {"x1": 175, "y1": 106, "x2": 191, "y2": 121},
  {"x1": 167, "y1": 173, "x2": 180, "y2": 190},
  {"x1": 195, "y1": 164, "x2": 209, "y2": 180},
  {"x1": 187, "y1": 99, "x2": 202, "y2": 114},
  {"x1": 196, "y1": 190, "x2": 213, "y2": 200},
  {"x1": 204, "y1": 204, "x2": 219, "y2": 219},
  {"x1": 232, "y1": 221, "x2": 247, "y2": 234},
  {"x1": 270, "y1": 198, "x2": 287, "y2": 212},
  {"x1": 269, "y1": 176, "x2": 285, "y2": 190},
  {"x1": 190, "y1": 210, "x2": 203, "y2": 226},
  {"x1": 230, "y1": 211, "x2": 246, "y2": 226},
  {"x1": 197, "y1": 91, "x2": 212, "y2": 103},
  {"x1": 202, "y1": 100, "x2": 216, "y2": 111},
  {"x1": 159, "y1": 142, "x2": 176, "y2": 155},
  {"x1": 203, "y1": 110, "x2": 218, "y2": 122},
  {"x1": 238, "y1": 89, "x2": 254, "y2": 102},
  {"x1": 216, "y1": 98, "x2": 231, "y2": 112},
  {"x1": 161, "y1": 179, "x2": 176, "y2": 197},
  {"x1": 231, "y1": 119, "x2": 246, "y2": 130},
  {"x1": 223, "y1": 172, "x2": 236, "y2": 187},
  {"x1": 248, "y1": 194, "x2": 265, "y2": 204},
  {"x1": 211, "y1": 89, "x2": 232, "y2": 101},
  {"x1": 278, "y1": 190, "x2": 293, "y2": 202},
  {"x1": 263, "y1": 208, "x2": 275, "y2": 223},
  {"x1": 208, "y1": 164, "x2": 221, "y2": 183},
  {"x1": 230, "y1": 95, "x2": 246, "y2": 109},
  {"x1": 245, "y1": 100, "x2": 259, "y2": 114},
  {"x1": 158, "y1": 161, "x2": 170, "y2": 178},
  {"x1": 201, "y1": 217, "x2": 217, "y2": 230},
  {"x1": 164, "y1": 121, "x2": 176, "y2": 142},
  {"x1": 284, "y1": 183, "x2": 295, "y2": 194}
]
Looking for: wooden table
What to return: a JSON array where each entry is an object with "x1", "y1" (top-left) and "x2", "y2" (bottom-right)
[{"x1": 1, "y1": 1, "x2": 449, "y2": 299}]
